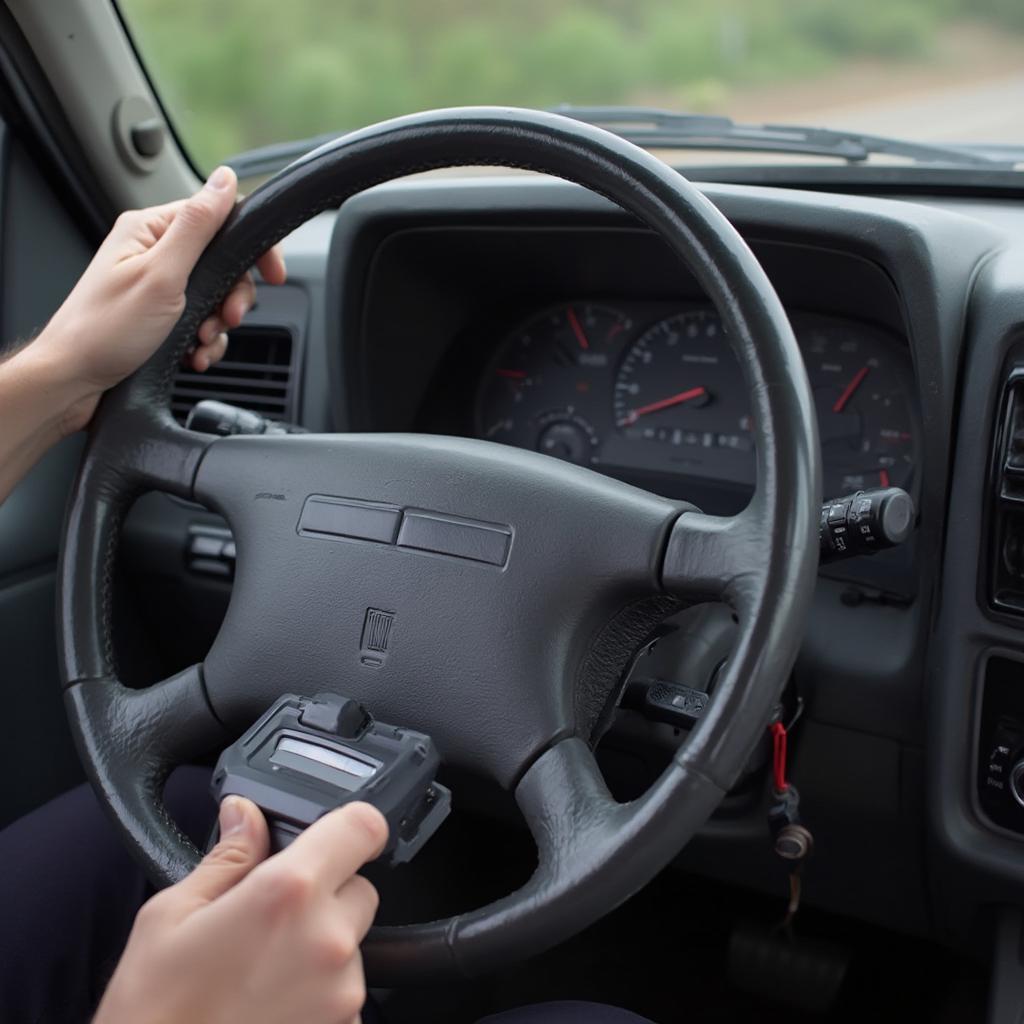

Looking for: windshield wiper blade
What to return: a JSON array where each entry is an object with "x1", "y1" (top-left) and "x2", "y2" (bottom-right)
[
  {"x1": 227, "y1": 105, "x2": 1019, "y2": 179},
  {"x1": 551, "y1": 105, "x2": 1018, "y2": 169}
]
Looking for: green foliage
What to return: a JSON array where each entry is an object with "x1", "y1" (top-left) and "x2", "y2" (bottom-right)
[
  {"x1": 118, "y1": 0, "x2": 1022, "y2": 169},
  {"x1": 793, "y1": 0, "x2": 940, "y2": 58},
  {"x1": 968, "y1": 0, "x2": 1024, "y2": 31}
]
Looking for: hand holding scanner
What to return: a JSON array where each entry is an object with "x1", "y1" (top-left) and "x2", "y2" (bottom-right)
[{"x1": 210, "y1": 693, "x2": 451, "y2": 866}]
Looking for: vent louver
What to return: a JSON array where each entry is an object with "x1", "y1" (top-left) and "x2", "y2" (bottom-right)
[
  {"x1": 989, "y1": 367, "x2": 1024, "y2": 614},
  {"x1": 170, "y1": 325, "x2": 295, "y2": 424}
]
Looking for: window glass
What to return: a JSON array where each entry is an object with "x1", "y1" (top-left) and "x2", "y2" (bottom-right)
[{"x1": 119, "y1": 0, "x2": 1024, "y2": 172}]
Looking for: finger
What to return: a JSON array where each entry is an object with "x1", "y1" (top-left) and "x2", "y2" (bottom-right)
[
  {"x1": 192, "y1": 331, "x2": 228, "y2": 372},
  {"x1": 196, "y1": 315, "x2": 227, "y2": 348},
  {"x1": 274, "y1": 802, "x2": 388, "y2": 893},
  {"x1": 136, "y1": 198, "x2": 190, "y2": 245},
  {"x1": 256, "y1": 245, "x2": 287, "y2": 285},
  {"x1": 332, "y1": 874, "x2": 380, "y2": 942},
  {"x1": 153, "y1": 165, "x2": 238, "y2": 283},
  {"x1": 220, "y1": 273, "x2": 257, "y2": 328},
  {"x1": 173, "y1": 797, "x2": 270, "y2": 909}
]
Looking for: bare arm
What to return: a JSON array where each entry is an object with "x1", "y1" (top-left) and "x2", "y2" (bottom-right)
[
  {"x1": 0, "y1": 165, "x2": 285, "y2": 505},
  {"x1": 0, "y1": 341, "x2": 84, "y2": 502}
]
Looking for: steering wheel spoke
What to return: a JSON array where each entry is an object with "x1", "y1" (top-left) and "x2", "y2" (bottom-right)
[
  {"x1": 127, "y1": 421, "x2": 209, "y2": 499},
  {"x1": 661, "y1": 503, "x2": 763, "y2": 610},
  {"x1": 82, "y1": 383, "x2": 212, "y2": 499},
  {"x1": 516, "y1": 737, "x2": 619, "y2": 866},
  {"x1": 64, "y1": 664, "x2": 223, "y2": 883}
]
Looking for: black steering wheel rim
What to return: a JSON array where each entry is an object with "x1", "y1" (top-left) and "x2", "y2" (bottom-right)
[{"x1": 57, "y1": 107, "x2": 820, "y2": 983}]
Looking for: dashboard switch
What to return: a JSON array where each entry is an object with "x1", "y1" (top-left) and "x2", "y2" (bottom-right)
[
  {"x1": 977, "y1": 666, "x2": 1024, "y2": 834},
  {"x1": 186, "y1": 524, "x2": 235, "y2": 579},
  {"x1": 640, "y1": 680, "x2": 709, "y2": 728},
  {"x1": 826, "y1": 501, "x2": 849, "y2": 525},
  {"x1": 991, "y1": 717, "x2": 1024, "y2": 804}
]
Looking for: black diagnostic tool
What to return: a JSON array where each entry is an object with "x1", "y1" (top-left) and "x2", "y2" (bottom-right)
[{"x1": 210, "y1": 693, "x2": 451, "y2": 866}]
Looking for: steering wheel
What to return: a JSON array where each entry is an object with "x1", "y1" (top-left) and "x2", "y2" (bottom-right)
[{"x1": 57, "y1": 108, "x2": 819, "y2": 983}]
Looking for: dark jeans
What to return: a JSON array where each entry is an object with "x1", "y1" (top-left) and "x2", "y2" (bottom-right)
[{"x1": 0, "y1": 769, "x2": 652, "y2": 1024}]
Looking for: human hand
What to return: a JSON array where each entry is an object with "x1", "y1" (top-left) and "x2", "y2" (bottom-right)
[
  {"x1": 93, "y1": 797, "x2": 386, "y2": 1024},
  {"x1": 38, "y1": 165, "x2": 286, "y2": 434}
]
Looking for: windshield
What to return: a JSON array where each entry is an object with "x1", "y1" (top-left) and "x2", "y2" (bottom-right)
[{"x1": 118, "y1": 0, "x2": 1024, "y2": 174}]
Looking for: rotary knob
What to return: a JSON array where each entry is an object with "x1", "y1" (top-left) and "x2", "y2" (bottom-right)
[{"x1": 1010, "y1": 759, "x2": 1024, "y2": 808}]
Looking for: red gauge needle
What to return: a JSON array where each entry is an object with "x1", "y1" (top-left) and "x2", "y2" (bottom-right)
[
  {"x1": 566, "y1": 306, "x2": 590, "y2": 351},
  {"x1": 496, "y1": 368, "x2": 527, "y2": 379},
  {"x1": 833, "y1": 365, "x2": 870, "y2": 414},
  {"x1": 622, "y1": 386, "x2": 708, "y2": 425}
]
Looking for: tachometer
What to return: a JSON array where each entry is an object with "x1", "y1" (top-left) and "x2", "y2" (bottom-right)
[{"x1": 476, "y1": 303, "x2": 631, "y2": 465}]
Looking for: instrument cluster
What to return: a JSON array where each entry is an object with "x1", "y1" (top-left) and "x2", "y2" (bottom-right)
[{"x1": 475, "y1": 302, "x2": 918, "y2": 500}]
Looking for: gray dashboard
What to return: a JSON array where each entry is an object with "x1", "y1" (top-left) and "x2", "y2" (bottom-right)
[{"x1": 125, "y1": 173, "x2": 1024, "y2": 949}]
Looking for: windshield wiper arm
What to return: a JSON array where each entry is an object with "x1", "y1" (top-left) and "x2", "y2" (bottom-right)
[
  {"x1": 227, "y1": 104, "x2": 1019, "y2": 179},
  {"x1": 551, "y1": 105, "x2": 1018, "y2": 169}
]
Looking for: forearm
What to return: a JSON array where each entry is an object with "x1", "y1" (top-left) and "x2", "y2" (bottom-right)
[{"x1": 0, "y1": 335, "x2": 97, "y2": 505}]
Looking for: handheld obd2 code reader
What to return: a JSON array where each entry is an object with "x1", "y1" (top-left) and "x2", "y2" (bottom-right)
[{"x1": 210, "y1": 693, "x2": 451, "y2": 866}]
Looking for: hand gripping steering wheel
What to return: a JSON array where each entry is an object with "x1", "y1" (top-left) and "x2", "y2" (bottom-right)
[{"x1": 58, "y1": 108, "x2": 820, "y2": 983}]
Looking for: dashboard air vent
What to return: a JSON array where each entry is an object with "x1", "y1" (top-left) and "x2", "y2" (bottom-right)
[
  {"x1": 989, "y1": 368, "x2": 1024, "y2": 614},
  {"x1": 170, "y1": 325, "x2": 295, "y2": 425}
]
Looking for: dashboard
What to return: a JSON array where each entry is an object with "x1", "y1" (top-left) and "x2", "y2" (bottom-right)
[
  {"x1": 124, "y1": 173, "x2": 1024, "y2": 959},
  {"x1": 473, "y1": 301, "x2": 917, "y2": 503}
]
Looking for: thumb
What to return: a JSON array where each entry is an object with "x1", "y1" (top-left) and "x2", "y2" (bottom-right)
[
  {"x1": 155, "y1": 165, "x2": 238, "y2": 282},
  {"x1": 176, "y1": 796, "x2": 270, "y2": 907}
]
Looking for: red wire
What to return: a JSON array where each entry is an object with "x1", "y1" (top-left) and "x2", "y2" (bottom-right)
[{"x1": 770, "y1": 721, "x2": 789, "y2": 792}]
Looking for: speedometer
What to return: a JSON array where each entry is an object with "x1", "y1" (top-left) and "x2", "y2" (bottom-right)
[{"x1": 605, "y1": 309, "x2": 755, "y2": 486}]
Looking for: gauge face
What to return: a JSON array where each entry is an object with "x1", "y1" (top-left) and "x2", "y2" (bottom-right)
[
  {"x1": 476, "y1": 303, "x2": 631, "y2": 465},
  {"x1": 606, "y1": 309, "x2": 755, "y2": 485},
  {"x1": 797, "y1": 316, "x2": 916, "y2": 496}
]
